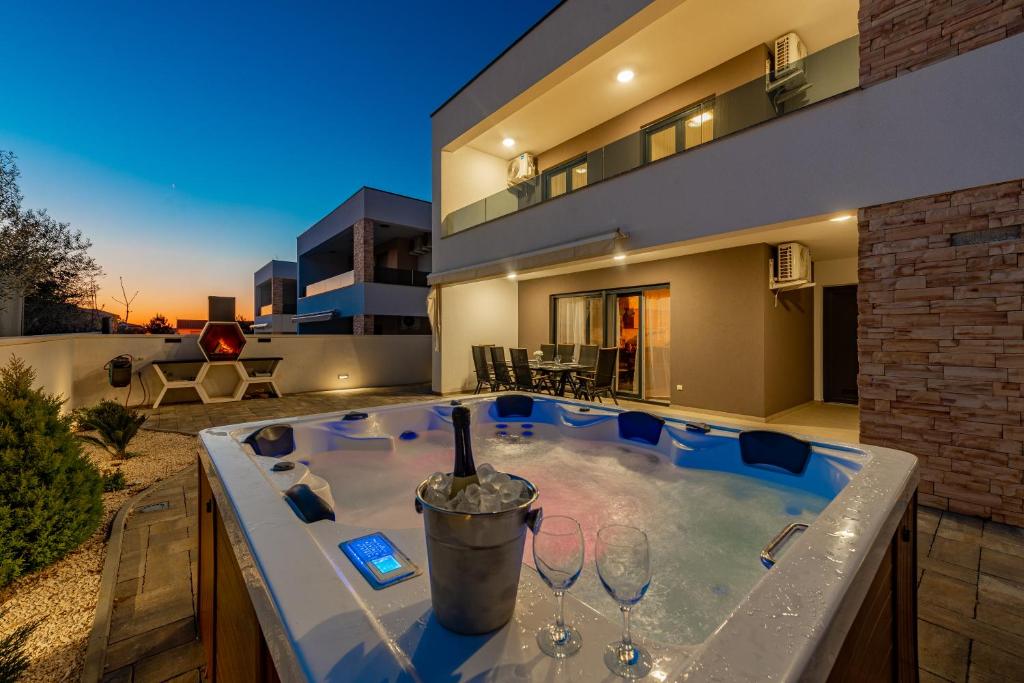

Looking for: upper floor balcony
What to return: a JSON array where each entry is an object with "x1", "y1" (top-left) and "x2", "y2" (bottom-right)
[{"x1": 438, "y1": 0, "x2": 859, "y2": 239}]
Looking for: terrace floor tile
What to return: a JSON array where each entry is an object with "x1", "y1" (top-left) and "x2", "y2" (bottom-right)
[
  {"x1": 930, "y1": 536, "x2": 982, "y2": 571},
  {"x1": 919, "y1": 619, "x2": 970, "y2": 683}
]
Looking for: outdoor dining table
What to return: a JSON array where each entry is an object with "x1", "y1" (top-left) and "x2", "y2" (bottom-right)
[{"x1": 529, "y1": 360, "x2": 586, "y2": 397}]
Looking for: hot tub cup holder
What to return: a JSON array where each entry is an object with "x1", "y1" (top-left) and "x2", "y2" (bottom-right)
[{"x1": 415, "y1": 475, "x2": 541, "y2": 635}]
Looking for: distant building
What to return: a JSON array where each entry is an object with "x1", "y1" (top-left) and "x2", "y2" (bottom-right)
[
  {"x1": 295, "y1": 187, "x2": 431, "y2": 335},
  {"x1": 176, "y1": 319, "x2": 207, "y2": 335},
  {"x1": 252, "y1": 260, "x2": 297, "y2": 334}
]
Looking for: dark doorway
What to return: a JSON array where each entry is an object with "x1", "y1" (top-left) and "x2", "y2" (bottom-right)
[{"x1": 823, "y1": 285, "x2": 859, "y2": 404}]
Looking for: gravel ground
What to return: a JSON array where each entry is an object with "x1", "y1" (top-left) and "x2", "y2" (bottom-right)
[{"x1": 0, "y1": 429, "x2": 197, "y2": 683}]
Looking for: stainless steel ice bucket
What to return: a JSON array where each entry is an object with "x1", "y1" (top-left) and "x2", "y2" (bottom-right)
[{"x1": 414, "y1": 475, "x2": 542, "y2": 635}]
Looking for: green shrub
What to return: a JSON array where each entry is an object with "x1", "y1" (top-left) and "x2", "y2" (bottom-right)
[
  {"x1": 0, "y1": 608, "x2": 37, "y2": 683},
  {"x1": 101, "y1": 469, "x2": 127, "y2": 492},
  {"x1": 75, "y1": 400, "x2": 147, "y2": 459},
  {"x1": 0, "y1": 356, "x2": 103, "y2": 589}
]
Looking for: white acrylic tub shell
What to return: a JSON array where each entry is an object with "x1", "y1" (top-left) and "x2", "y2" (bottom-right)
[{"x1": 200, "y1": 394, "x2": 918, "y2": 682}]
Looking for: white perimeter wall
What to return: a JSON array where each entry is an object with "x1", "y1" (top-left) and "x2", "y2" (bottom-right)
[
  {"x1": 434, "y1": 278, "x2": 518, "y2": 394},
  {"x1": 813, "y1": 257, "x2": 858, "y2": 402},
  {"x1": 0, "y1": 334, "x2": 431, "y2": 410}
]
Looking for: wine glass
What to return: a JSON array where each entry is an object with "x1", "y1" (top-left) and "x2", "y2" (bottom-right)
[
  {"x1": 533, "y1": 515, "x2": 584, "y2": 658},
  {"x1": 596, "y1": 525, "x2": 652, "y2": 679}
]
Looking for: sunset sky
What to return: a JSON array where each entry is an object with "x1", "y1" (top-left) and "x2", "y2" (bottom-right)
[{"x1": 1, "y1": 0, "x2": 557, "y2": 323}]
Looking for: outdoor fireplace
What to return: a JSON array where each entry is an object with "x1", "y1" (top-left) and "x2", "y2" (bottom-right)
[{"x1": 198, "y1": 322, "x2": 246, "y2": 362}]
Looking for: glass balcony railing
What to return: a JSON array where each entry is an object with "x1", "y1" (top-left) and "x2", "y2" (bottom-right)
[
  {"x1": 442, "y1": 36, "x2": 859, "y2": 237},
  {"x1": 374, "y1": 267, "x2": 429, "y2": 287}
]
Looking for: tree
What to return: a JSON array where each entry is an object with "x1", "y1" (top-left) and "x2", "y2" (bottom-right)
[
  {"x1": 0, "y1": 151, "x2": 103, "y2": 335},
  {"x1": 145, "y1": 313, "x2": 175, "y2": 334},
  {"x1": 0, "y1": 356, "x2": 103, "y2": 588},
  {"x1": 112, "y1": 276, "x2": 139, "y2": 325}
]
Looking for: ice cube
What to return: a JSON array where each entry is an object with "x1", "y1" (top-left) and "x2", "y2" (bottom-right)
[
  {"x1": 491, "y1": 472, "x2": 512, "y2": 487},
  {"x1": 464, "y1": 483, "x2": 482, "y2": 505},
  {"x1": 476, "y1": 463, "x2": 497, "y2": 484},
  {"x1": 497, "y1": 479, "x2": 525, "y2": 504},
  {"x1": 478, "y1": 492, "x2": 501, "y2": 513},
  {"x1": 422, "y1": 486, "x2": 448, "y2": 507},
  {"x1": 446, "y1": 489, "x2": 466, "y2": 512},
  {"x1": 427, "y1": 472, "x2": 452, "y2": 494}
]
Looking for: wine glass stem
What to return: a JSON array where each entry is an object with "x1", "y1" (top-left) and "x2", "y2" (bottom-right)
[
  {"x1": 555, "y1": 590, "x2": 567, "y2": 640},
  {"x1": 620, "y1": 605, "x2": 634, "y2": 651}
]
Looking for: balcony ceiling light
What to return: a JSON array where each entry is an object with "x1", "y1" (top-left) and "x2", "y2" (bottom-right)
[
  {"x1": 616, "y1": 69, "x2": 635, "y2": 83},
  {"x1": 686, "y1": 112, "x2": 713, "y2": 127},
  {"x1": 507, "y1": 272, "x2": 517, "y2": 279},
  {"x1": 829, "y1": 214, "x2": 855, "y2": 222},
  {"x1": 613, "y1": 254, "x2": 627, "y2": 261},
  {"x1": 502, "y1": 137, "x2": 516, "y2": 148}
]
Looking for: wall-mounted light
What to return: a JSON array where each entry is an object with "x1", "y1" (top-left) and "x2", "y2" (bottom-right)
[
  {"x1": 502, "y1": 137, "x2": 515, "y2": 148},
  {"x1": 337, "y1": 373, "x2": 350, "y2": 380},
  {"x1": 829, "y1": 214, "x2": 855, "y2": 222},
  {"x1": 613, "y1": 254, "x2": 627, "y2": 261},
  {"x1": 616, "y1": 69, "x2": 635, "y2": 83}
]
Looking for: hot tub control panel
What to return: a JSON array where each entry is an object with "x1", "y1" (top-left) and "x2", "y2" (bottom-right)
[{"x1": 341, "y1": 533, "x2": 420, "y2": 589}]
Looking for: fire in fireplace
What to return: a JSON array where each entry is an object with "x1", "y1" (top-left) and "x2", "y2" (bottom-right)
[{"x1": 198, "y1": 322, "x2": 247, "y2": 362}]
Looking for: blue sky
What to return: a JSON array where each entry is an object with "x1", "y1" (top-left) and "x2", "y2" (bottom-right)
[{"x1": 0, "y1": 0, "x2": 558, "y2": 321}]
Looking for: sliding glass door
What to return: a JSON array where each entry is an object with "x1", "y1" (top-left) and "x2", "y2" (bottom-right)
[{"x1": 552, "y1": 286, "x2": 670, "y2": 403}]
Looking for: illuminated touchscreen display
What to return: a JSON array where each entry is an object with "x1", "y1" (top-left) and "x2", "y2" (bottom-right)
[{"x1": 371, "y1": 555, "x2": 402, "y2": 574}]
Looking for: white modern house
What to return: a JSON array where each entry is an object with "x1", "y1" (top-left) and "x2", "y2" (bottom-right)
[
  {"x1": 429, "y1": 0, "x2": 1024, "y2": 525},
  {"x1": 253, "y1": 260, "x2": 297, "y2": 334},
  {"x1": 295, "y1": 187, "x2": 433, "y2": 335}
]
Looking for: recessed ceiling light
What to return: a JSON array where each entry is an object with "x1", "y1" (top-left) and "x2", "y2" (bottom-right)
[
  {"x1": 616, "y1": 69, "x2": 635, "y2": 83},
  {"x1": 613, "y1": 254, "x2": 626, "y2": 261},
  {"x1": 502, "y1": 137, "x2": 515, "y2": 148},
  {"x1": 507, "y1": 272, "x2": 517, "y2": 279},
  {"x1": 829, "y1": 214, "x2": 855, "y2": 222},
  {"x1": 337, "y1": 373, "x2": 350, "y2": 380}
]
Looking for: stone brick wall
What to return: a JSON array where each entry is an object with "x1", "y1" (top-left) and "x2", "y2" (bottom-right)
[
  {"x1": 271, "y1": 277, "x2": 285, "y2": 315},
  {"x1": 859, "y1": 0, "x2": 1024, "y2": 86},
  {"x1": 859, "y1": 178, "x2": 1024, "y2": 526},
  {"x1": 353, "y1": 218, "x2": 375, "y2": 284},
  {"x1": 353, "y1": 314, "x2": 374, "y2": 336}
]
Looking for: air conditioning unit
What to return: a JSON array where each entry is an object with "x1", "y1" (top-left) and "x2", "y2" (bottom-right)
[
  {"x1": 773, "y1": 32, "x2": 807, "y2": 78},
  {"x1": 507, "y1": 153, "x2": 537, "y2": 187},
  {"x1": 409, "y1": 233, "x2": 432, "y2": 256},
  {"x1": 775, "y1": 242, "x2": 811, "y2": 283}
]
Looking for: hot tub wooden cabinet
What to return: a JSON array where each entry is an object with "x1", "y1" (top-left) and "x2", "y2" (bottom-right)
[{"x1": 197, "y1": 395, "x2": 919, "y2": 682}]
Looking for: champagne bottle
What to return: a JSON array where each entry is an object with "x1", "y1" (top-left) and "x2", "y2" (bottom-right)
[{"x1": 449, "y1": 406, "x2": 477, "y2": 497}]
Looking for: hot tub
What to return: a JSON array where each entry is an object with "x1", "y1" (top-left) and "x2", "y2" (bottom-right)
[{"x1": 197, "y1": 394, "x2": 919, "y2": 682}]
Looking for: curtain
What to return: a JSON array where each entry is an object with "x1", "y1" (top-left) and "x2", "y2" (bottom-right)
[
  {"x1": 556, "y1": 296, "x2": 588, "y2": 344},
  {"x1": 643, "y1": 289, "x2": 671, "y2": 401}
]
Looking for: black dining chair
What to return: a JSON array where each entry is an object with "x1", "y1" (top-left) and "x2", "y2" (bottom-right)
[
  {"x1": 556, "y1": 343, "x2": 576, "y2": 364},
  {"x1": 510, "y1": 348, "x2": 552, "y2": 393},
  {"x1": 577, "y1": 344, "x2": 599, "y2": 372},
  {"x1": 576, "y1": 347, "x2": 618, "y2": 404},
  {"x1": 540, "y1": 343, "x2": 556, "y2": 362},
  {"x1": 471, "y1": 345, "x2": 495, "y2": 394},
  {"x1": 489, "y1": 346, "x2": 515, "y2": 391}
]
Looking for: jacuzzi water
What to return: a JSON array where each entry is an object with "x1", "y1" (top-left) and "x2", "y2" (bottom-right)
[
  {"x1": 202, "y1": 394, "x2": 917, "y2": 682},
  {"x1": 311, "y1": 421, "x2": 832, "y2": 646}
]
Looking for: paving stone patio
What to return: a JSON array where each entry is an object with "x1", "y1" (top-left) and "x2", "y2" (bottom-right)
[
  {"x1": 917, "y1": 506, "x2": 1024, "y2": 682},
  {"x1": 140, "y1": 384, "x2": 433, "y2": 434}
]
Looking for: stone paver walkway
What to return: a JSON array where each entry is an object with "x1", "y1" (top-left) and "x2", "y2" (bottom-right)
[
  {"x1": 917, "y1": 506, "x2": 1024, "y2": 682},
  {"x1": 141, "y1": 384, "x2": 432, "y2": 434},
  {"x1": 100, "y1": 466, "x2": 202, "y2": 682}
]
